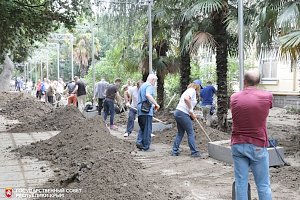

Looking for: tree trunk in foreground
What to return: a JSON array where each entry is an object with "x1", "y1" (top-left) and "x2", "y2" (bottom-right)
[
  {"x1": 212, "y1": 3, "x2": 229, "y2": 132},
  {"x1": 0, "y1": 54, "x2": 14, "y2": 92}
]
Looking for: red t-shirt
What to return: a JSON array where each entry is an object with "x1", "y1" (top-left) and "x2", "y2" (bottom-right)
[{"x1": 230, "y1": 87, "x2": 273, "y2": 147}]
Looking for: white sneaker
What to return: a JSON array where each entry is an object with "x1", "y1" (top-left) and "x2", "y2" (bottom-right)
[
  {"x1": 124, "y1": 132, "x2": 129, "y2": 137},
  {"x1": 151, "y1": 133, "x2": 155, "y2": 137}
]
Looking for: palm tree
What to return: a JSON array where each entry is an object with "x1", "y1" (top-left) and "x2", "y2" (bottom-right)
[
  {"x1": 182, "y1": 0, "x2": 230, "y2": 131},
  {"x1": 74, "y1": 35, "x2": 90, "y2": 77},
  {"x1": 73, "y1": 32, "x2": 101, "y2": 78}
]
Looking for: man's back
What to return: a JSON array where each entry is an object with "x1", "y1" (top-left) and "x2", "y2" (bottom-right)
[
  {"x1": 67, "y1": 82, "x2": 76, "y2": 94},
  {"x1": 75, "y1": 80, "x2": 86, "y2": 96},
  {"x1": 96, "y1": 80, "x2": 108, "y2": 98},
  {"x1": 230, "y1": 87, "x2": 273, "y2": 147},
  {"x1": 200, "y1": 85, "x2": 216, "y2": 106},
  {"x1": 105, "y1": 84, "x2": 118, "y2": 101}
]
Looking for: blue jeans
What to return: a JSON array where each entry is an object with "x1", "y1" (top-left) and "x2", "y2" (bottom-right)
[
  {"x1": 136, "y1": 115, "x2": 152, "y2": 150},
  {"x1": 126, "y1": 108, "x2": 137, "y2": 134},
  {"x1": 103, "y1": 99, "x2": 115, "y2": 126},
  {"x1": 231, "y1": 144, "x2": 272, "y2": 200},
  {"x1": 172, "y1": 110, "x2": 199, "y2": 156}
]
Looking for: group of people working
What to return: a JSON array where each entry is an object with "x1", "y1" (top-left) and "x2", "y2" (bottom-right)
[
  {"x1": 97, "y1": 70, "x2": 272, "y2": 200},
  {"x1": 30, "y1": 69, "x2": 273, "y2": 199}
]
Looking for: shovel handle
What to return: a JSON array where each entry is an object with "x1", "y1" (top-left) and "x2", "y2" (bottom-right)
[{"x1": 195, "y1": 118, "x2": 212, "y2": 142}]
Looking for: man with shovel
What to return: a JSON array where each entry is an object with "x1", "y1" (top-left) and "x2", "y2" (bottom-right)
[
  {"x1": 124, "y1": 80, "x2": 143, "y2": 137},
  {"x1": 230, "y1": 69, "x2": 273, "y2": 200},
  {"x1": 171, "y1": 82, "x2": 201, "y2": 157}
]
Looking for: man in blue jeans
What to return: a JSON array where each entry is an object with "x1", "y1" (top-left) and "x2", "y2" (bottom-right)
[
  {"x1": 230, "y1": 70, "x2": 273, "y2": 200},
  {"x1": 103, "y1": 78, "x2": 122, "y2": 130},
  {"x1": 136, "y1": 74, "x2": 160, "y2": 151},
  {"x1": 200, "y1": 81, "x2": 216, "y2": 126},
  {"x1": 124, "y1": 80, "x2": 142, "y2": 137}
]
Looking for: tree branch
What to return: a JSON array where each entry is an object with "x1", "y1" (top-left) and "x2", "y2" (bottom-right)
[{"x1": 13, "y1": 0, "x2": 47, "y2": 8}]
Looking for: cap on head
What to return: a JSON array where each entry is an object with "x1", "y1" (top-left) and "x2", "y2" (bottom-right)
[{"x1": 193, "y1": 79, "x2": 202, "y2": 87}]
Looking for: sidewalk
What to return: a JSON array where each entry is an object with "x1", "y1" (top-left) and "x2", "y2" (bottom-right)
[{"x1": 0, "y1": 115, "x2": 59, "y2": 199}]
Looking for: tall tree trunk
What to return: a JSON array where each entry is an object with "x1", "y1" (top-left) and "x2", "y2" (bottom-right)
[
  {"x1": 141, "y1": 55, "x2": 149, "y2": 82},
  {"x1": 179, "y1": 22, "x2": 191, "y2": 95},
  {"x1": 157, "y1": 73, "x2": 165, "y2": 108},
  {"x1": 155, "y1": 41, "x2": 169, "y2": 109},
  {"x1": 212, "y1": 2, "x2": 229, "y2": 131},
  {"x1": 0, "y1": 54, "x2": 14, "y2": 92}
]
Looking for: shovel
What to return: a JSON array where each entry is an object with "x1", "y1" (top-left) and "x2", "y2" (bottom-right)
[
  {"x1": 232, "y1": 181, "x2": 251, "y2": 200},
  {"x1": 195, "y1": 118, "x2": 212, "y2": 142}
]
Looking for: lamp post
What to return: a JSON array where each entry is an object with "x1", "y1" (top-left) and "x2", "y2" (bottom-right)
[
  {"x1": 91, "y1": 23, "x2": 96, "y2": 97},
  {"x1": 47, "y1": 43, "x2": 60, "y2": 80},
  {"x1": 49, "y1": 34, "x2": 74, "y2": 79},
  {"x1": 147, "y1": 0, "x2": 153, "y2": 74},
  {"x1": 35, "y1": 60, "x2": 38, "y2": 84},
  {"x1": 95, "y1": 0, "x2": 153, "y2": 74},
  {"x1": 238, "y1": 0, "x2": 244, "y2": 90}
]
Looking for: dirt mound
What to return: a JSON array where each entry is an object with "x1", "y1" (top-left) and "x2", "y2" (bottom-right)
[
  {"x1": 9, "y1": 106, "x2": 85, "y2": 132},
  {"x1": 15, "y1": 116, "x2": 178, "y2": 200},
  {"x1": 270, "y1": 166, "x2": 300, "y2": 190},
  {"x1": 0, "y1": 92, "x2": 53, "y2": 122}
]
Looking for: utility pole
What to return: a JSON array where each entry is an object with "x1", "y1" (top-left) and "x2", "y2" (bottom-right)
[
  {"x1": 238, "y1": 0, "x2": 244, "y2": 90},
  {"x1": 148, "y1": 0, "x2": 153, "y2": 74},
  {"x1": 91, "y1": 23, "x2": 96, "y2": 97}
]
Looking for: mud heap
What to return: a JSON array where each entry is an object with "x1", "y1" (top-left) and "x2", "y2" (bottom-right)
[
  {"x1": 16, "y1": 117, "x2": 177, "y2": 199},
  {"x1": 0, "y1": 92, "x2": 178, "y2": 199},
  {"x1": 0, "y1": 92, "x2": 53, "y2": 122}
]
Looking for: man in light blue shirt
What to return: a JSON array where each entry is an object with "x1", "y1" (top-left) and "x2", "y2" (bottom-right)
[{"x1": 136, "y1": 74, "x2": 160, "y2": 151}]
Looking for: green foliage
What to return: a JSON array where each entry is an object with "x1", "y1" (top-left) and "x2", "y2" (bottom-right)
[
  {"x1": 83, "y1": 45, "x2": 142, "y2": 101},
  {"x1": 163, "y1": 74, "x2": 181, "y2": 109},
  {"x1": 0, "y1": 0, "x2": 88, "y2": 62}
]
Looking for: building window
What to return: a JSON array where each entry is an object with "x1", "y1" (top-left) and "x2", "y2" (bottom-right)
[
  {"x1": 259, "y1": 47, "x2": 279, "y2": 80},
  {"x1": 260, "y1": 59, "x2": 278, "y2": 79}
]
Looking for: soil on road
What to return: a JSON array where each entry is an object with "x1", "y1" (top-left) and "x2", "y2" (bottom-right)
[{"x1": 0, "y1": 92, "x2": 299, "y2": 199}]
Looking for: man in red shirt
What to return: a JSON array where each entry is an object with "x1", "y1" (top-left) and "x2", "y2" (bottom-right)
[{"x1": 230, "y1": 69, "x2": 273, "y2": 200}]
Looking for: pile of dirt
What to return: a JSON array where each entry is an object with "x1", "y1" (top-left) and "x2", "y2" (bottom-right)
[
  {"x1": 0, "y1": 92, "x2": 53, "y2": 122},
  {"x1": 270, "y1": 166, "x2": 300, "y2": 190},
  {"x1": 9, "y1": 106, "x2": 85, "y2": 133},
  {"x1": 15, "y1": 116, "x2": 179, "y2": 200},
  {"x1": 0, "y1": 92, "x2": 179, "y2": 199}
]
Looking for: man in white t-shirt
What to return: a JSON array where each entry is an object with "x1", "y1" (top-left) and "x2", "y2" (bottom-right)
[{"x1": 124, "y1": 80, "x2": 143, "y2": 137}]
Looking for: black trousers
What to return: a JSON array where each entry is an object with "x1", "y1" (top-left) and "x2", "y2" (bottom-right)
[{"x1": 98, "y1": 98, "x2": 105, "y2": 115}]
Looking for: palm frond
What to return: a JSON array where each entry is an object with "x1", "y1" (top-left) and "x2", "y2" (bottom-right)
[
  {"x1": 280, "y1": 30, "x2": 300, "y2": 60},
  {"x1": 277, "y1": 1, "x2": 300, "y2": 29},
  {"x1": 183, "y1": 0, "x2": 224, "y2": 21},
  {"x1": 190, "y1": 32, "x2": 216, "y2": 55},
  {"x1": 153, "y1": 56, "x2": 179, "y2": 76}
]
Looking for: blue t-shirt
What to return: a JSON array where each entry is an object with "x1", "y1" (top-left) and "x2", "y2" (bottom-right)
[
  {"x1": 137, "y1": 82, "x2": 155, "y2": 116},
  {"x1": 200, "y1": 85, "x2": 216, "y2": 106}
]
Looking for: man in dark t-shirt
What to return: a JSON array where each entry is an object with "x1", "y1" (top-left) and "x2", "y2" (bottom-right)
[
  {"x1": 103, "y1": 78, "x2": 121, "y2": 130},
  {"x1": 73, "y1": 76, "x2": 87, "y2": 112}
]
